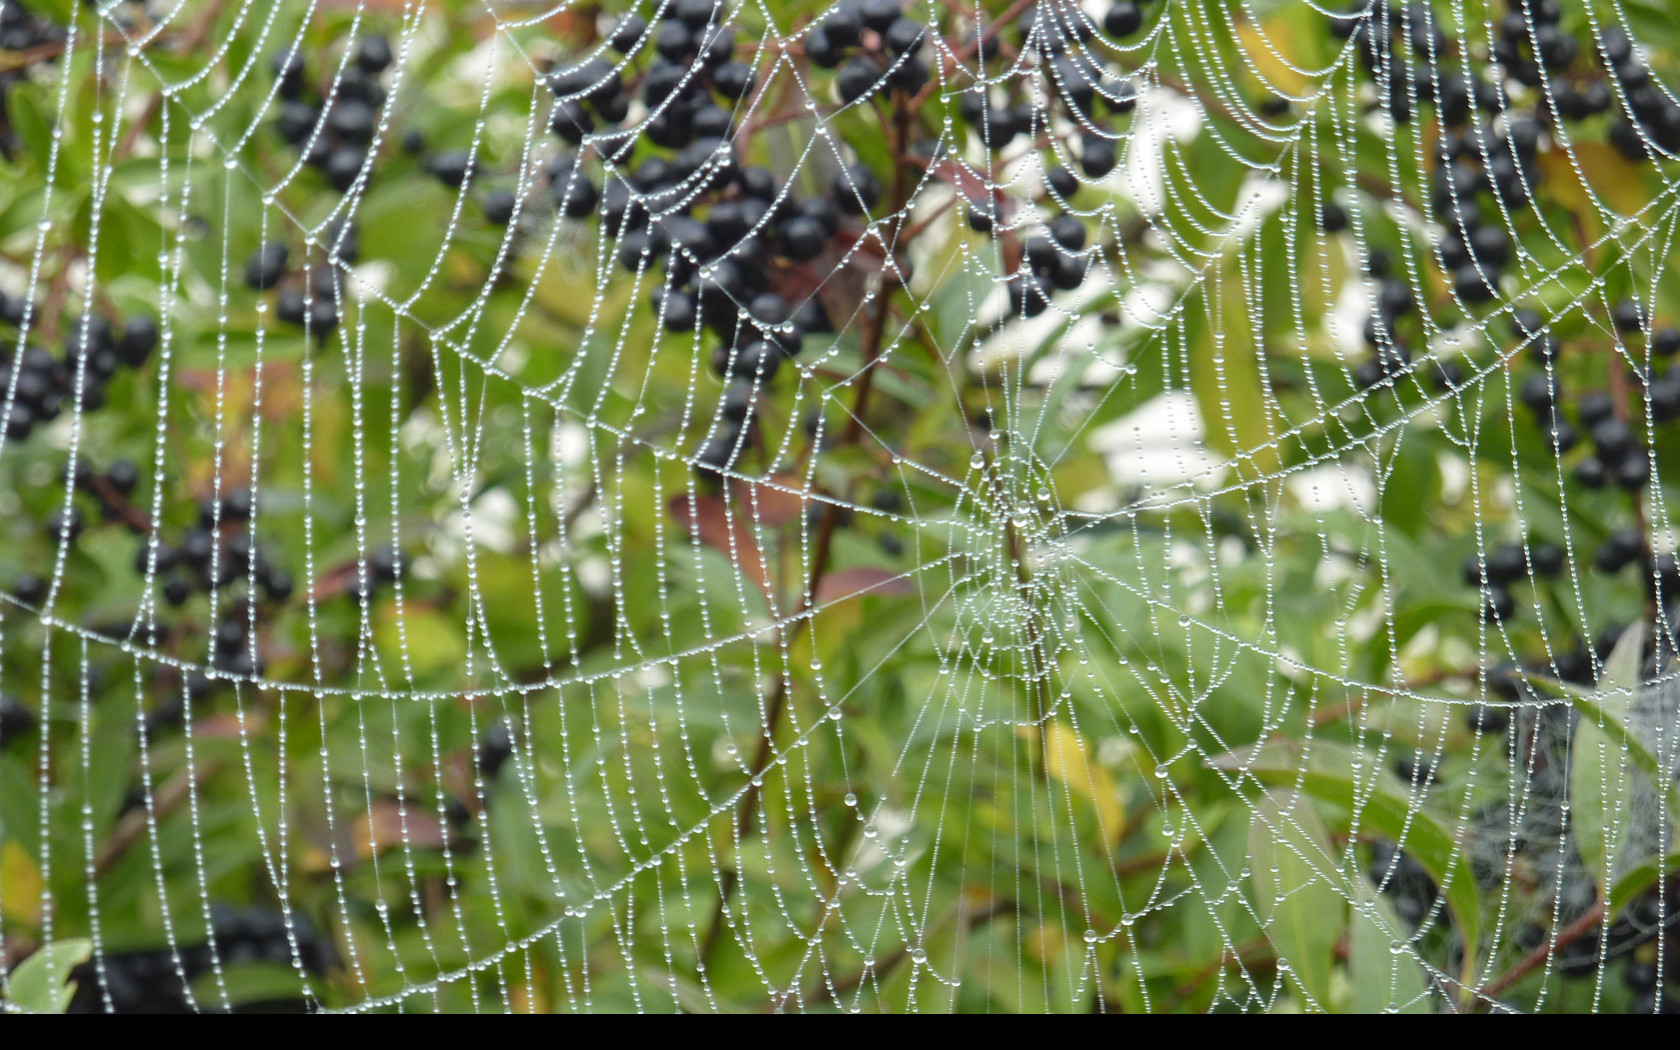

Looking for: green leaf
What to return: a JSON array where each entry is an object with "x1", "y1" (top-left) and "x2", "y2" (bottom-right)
[
  {"x1": 1569, "y1": 661, "x2": 1631, "y2": 895},
  {"x1": 1348, "y1": 874, "x2": 1432, "y2": 1014},
  {"x1": 1212, "y1": 738, "x2": 1482, "y2": 982},
  {"x1": 1610, "y1": 851, "x2": 1680, "y2": 918},
  {"x1": 3, "y1": 938, "x2": 92, "y2": 1014},
  {"x1": 1248, "y1": 789, "x2": 1344, "y2": 1011},
  {"x1": 1189, "y1": 270, "x2": 1281, "y2": 483},
  {"x1": 1542, "y1": 624, "x2": 1680, "y2": 916},
  {"x1": 189, "y1": 961, "x2": 310, "y2": 1010}
]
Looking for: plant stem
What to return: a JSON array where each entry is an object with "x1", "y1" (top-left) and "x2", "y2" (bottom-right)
[{"x1": 698, "y1": 92, "x2": 917, "y2": 974}]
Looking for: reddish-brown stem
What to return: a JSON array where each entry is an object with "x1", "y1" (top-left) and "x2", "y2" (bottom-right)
[{"x1": 1477, "y1": 901, "x2": 1606, "y2": 1000}]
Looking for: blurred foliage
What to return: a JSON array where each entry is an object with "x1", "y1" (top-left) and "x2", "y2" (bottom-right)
[{"x1": 0, "y1": 0, "x2": 1676, "y2": 1015}]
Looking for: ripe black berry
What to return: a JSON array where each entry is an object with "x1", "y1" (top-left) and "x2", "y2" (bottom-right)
[
  {"x1": 1080, "y1": 135, "x2": 1116, "y2": 178},
  {"x1": 1576, "y1": 456, "x2": 1608, "y2": 488},
  {"x1": 1531, "y1": 543, "x2": 1564, "y2": 576},
  {"x1": 1008, "y1": 272, "x2": 1050, "y2": 317},
  {"x1": 550, "y1": 99, "x2": 594, "y2": 143},
  {"x1": 1590, "y1": 418, "x2": 1635, "y2": 459},
  {"x1": 115, "y1": 315, "x2": 158, "y2": 366},
  {"x1": 105, "y1": 460, "x2": 139, "y2": 495},
  {"x1": 246, "y1": 241, "x2": 289, "y2": 290},
  {"x1": 0, "y1": 696, "x2": 34, "y2": 747},
  {"x1": 1597, "y1": 528, "x2": 1646, "y2": 573},
  {"x1": 660, "y1": 289, "x2": 698, "y2": 332},
  {"x1": 1613, "y1": 298, "x2": 1646, "y2": 333},
  {"x1": 479, "y1": 721, "x2": 515, "y2": 777},
  {"x1": 277, "y1": 290, "x2": 307, "y2": 326},
  {"x1": 272, "y1": 48, "x2": 307, "y2": 98},
  {"x1": 275, "y1": 100, "x2": 318, "y2": 145},
  {"x1": 1481, "y1": 585, "x2": 1515, "y2": 622},
  {"x1": 1049, "y1": 215, "x2": 1087, "y2": 252},
  {"x1": 1455, "y1": 263, "x2": 1498, "y2": 303},
  {"x1": 805, "y1": 25, "x2": 839, "y2": 67},
  {"x1": 14, "y1": 574, "x2": 45, "y2": 605},
  {"x1": 610, "y1": 15, "x2": 648, "y2": 53},
  {"x1": 324, "y1": 146, "x2": 367, "y2": 191},
  {"x1": 837, "y1": 56, "x2": 882, "y2": 103},
  {"x1": 355, "y1": 35, "x2": 392, "y2": 75},
  {"x1": 328, "y1": 98, "x2": 376, "y2": 142},
  {"x1": 482, "y1": 189, "x2": 517, "y2": 225},
  {"x1": 1519, "y1": 373, "x2": 1556, "y2": 414},
  {"x1": 859, "y1": 0, "x2": 900, "y2": 33},
  {"x1": 1485, "y1": 543, "x2": 1526, "y2": 584},
  {"x1": 833, "y1": 164, "x2": 881, "y2": 214},
  {"x1": 260, "y1": 566, "x2": 294, "y2": 602},
  {"x1": 162, "y1": 576, "x2": 191, "y2": 606},
  {"x1": 696, "y1": 432, "x2": 740, "y2": 480},
  {"x1": 1046, "y1": 166, "x2": 1079, "y2": 200},
  {"x1": 885, "y1": 17, "x2": 925, "y2": 55},
  {"x1": 552, "y1": 171, "x2": 600, "y2": 218},
  {"x1": 1578, "y1": 390, "x2": 1615, "y2": 427},
  {"x1": 712, "y1": 62, "x2": 754, "y2": 100},
  {"x1": 427, "y1": 151, "x2": 472, "y2": 189},
  {"x1": 727, "y1": 341, "x2": 781, "y2": 382},
  {"x1": 1616, "y1": 453, "x2": 1651, "y2": 491},
  {"x1": 656, "y1": 20, "x2": 693, "y2": 62},
  {"x1": 1104, "y1": 1, "x2": 1142, "y2": 36},
  {"x1": 722, "y1": 383, "x2": 758, "y2": 425}
]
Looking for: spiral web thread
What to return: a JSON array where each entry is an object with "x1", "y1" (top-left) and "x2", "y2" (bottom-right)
[{"x1": 0, "y1": 0, "x2": 1677, "y2": 1014}]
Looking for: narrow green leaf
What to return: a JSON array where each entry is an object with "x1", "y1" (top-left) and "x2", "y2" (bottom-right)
[
  {"x1": 1524, "y1": 625, "x2": 1680, "y2": 915},
  {"x1": 1610, "y1": 851, "x2": 1680, "y2": 917},
  {"x1": 1249, "y1": 789, "x2": 1344, "y2": 1011},
  {"x1": 1349, "y1": 875, "x2": 1432, "y2": 1014},
  {"x1": 1212, "y1": 738, "x2": 1481, "y2": 977},
  {"x1": 1570, "y1": 714, "x2": 1617, "y2": 897}
]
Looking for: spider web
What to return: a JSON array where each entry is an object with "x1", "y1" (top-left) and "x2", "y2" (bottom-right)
[{"x1": 0, "y1": 0, "x2": 1677, "y2": 1014}]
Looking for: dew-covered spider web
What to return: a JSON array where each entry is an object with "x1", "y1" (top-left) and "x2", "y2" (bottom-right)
[{"x1": 2, "y1": 0, "x2": 1680, "y2": 1015}]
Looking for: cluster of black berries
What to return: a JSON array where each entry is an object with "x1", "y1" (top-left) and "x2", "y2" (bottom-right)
[
  {"x1": 120, "y1": 485, "x2": 290, "y2": 607},
  {"x1": 805, "y1": 0, "x2": 930, "y2": 102},
  {"x1": 1462, "y1": 538, "x2": 1564, "y2": 624},
  {"x1": 1546, "y1": 884, "x2": 1680, "y2": 1004},
  {"x1": 244, "y1": 227, "x2": 354, "y2": 338},
  {"x1": 948, "y1": 3, "x2": 1138, "y2": 181},
  {"x1": 1346, "y1": 251, "x2": 1423, "y2": 389},
  {"x1": 67, "y1": 906, "x2": 332, "y2": 1013},
  {"x1": 1468, "y1": 616, "x2": 1671, "y2": 733},
  {"x1": 0, "y1": 2, "x2": 66, "y2": 157},
  {"x1": 1603, "y1": 27, "x2": 1680, "y2": 161},
  {"x1": 511, "y1": 4, "x2": 898, "y2": 479},
  {"x1": 1429, "y1": 117, "x2": 1538, "y2": 307},
  {"x1": 271, "y1": 35, "x2": 394, "y2": 192},
  {"x1": 1330, "y1": 0, "x2": 1471, "y2": 125},
  {"x1": 1002, "y1": 213, "x2": 1092, "y2": 319},
  {"x1": 1366, "y1": 840, "x2": 1439, "y2": 930},
  {"x1": 1618, "y1": 888, "x2": 1680, "y2": 1012},
  {"x1": 1514, "y1": 307, "x2": 1680, "y2": 493},
  {"x1": 0, "y1": 306, "x2": 157, "y2": 439}
]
